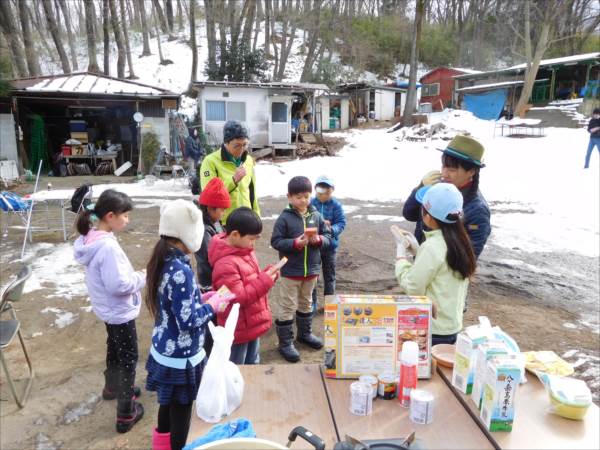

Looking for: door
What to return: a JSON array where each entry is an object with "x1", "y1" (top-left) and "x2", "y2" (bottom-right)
[{"x1": 270, "y1": 101, "x2": 289, "y2": 144}]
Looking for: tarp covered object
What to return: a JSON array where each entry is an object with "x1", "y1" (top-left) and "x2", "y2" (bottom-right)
[{"x1": 463, "y1": 89, "x2": 508, "y2": 120}]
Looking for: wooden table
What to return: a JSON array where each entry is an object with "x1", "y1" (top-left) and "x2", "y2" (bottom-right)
[
  {"x1": 64, "y1": 153, "x2": 118, "y2": 172},
  {"x1": 324, "y1": 368, "x2": 494, "y2": 450},
  {"x1": 437, "y1": 366, "x2": 600, "y2": 450},
  {"x1": 188, "y1": 364, "x2": 339, "y2": 448}
]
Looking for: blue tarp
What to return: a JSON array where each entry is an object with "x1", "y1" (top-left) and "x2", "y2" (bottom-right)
[{"x1": 463, "y1": 89, "x2": 508, "y2": 120}]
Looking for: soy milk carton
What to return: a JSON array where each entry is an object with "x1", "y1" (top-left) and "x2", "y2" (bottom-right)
[
  {"x1": 452, "y1": 325, "x2": 490, "y2": 394},
  {"x1": 470, "y1": 341, "x2": 510, "y2": 410},
  {"x1": 480, "y1": 356, "x2": 521, "y2": 432}
]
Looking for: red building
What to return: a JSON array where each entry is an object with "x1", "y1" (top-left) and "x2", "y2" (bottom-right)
[{"x1": 419, "y1": 67, "x2": 480, "y2": 111}]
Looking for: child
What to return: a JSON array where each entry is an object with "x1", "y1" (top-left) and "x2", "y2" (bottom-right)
[
  {"x1": 145, "y1": 199, "x2": 233, "y2": 450},
  {"x1": 310, "y1": 175, "x2": 346, "y2": 312},
  {"x1": 209, "y1": 207, "x2": 279, "y2": 365},
  {"x1": 271, "y1": 176, "x2": 332, "y2": 363},
  {"x1": 194, "y1": 177, "x2": 231, "y2": 292},
  {"x1": 73, "y1": 189, "x2": 145, "y2": 433},
  {"x1": 394, "y1": 183, "x2": 476, "y2": 347}
]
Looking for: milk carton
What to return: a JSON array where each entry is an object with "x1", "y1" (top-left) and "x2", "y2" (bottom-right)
[
  {"x1": 471, "y1": 341, "x2": 510, "y2": 410},
  {"x1": 480, "y1": 356, "x2": 521, "y2": 432},
  {"x1": 452, "y1": 325, "x2": 490, "y2": 394}
]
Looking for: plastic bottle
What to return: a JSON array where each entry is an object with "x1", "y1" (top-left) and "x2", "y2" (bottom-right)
[{"x1": 398, "y1": 340, "x2": 419, "y2": 407}]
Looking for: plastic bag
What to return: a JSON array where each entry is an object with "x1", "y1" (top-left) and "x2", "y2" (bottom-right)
[
  {"x1": 182, "y1": 418, "x2": 255, "y2": 450},
  {"x1": 196, "y1": 303, "x2": 244, "y2": 423},
  {"x1": 539, "y1": 373, "x2": 592, "y2": 420}
]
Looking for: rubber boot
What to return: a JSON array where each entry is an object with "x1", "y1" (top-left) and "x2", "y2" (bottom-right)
[
  {"x1": 275, "y1": 320, "x2": 300, "y2": 363},
  {"x1": 296, "y1": 311, "x2": 323, "y2": 350},
  {"x1": 152, "y1": 428, "x2": 171, "y2": 450},
  {"x1": 116, "y1": 398, "x2": 144, "y2": 433},
  {"x1": 102, "y1": 369, "x2": 141, "y2": 400}
]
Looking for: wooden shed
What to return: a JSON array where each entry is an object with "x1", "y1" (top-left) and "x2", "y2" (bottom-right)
[{"x1": 419, "y1": 67, "x2": 481, "y2": 111}]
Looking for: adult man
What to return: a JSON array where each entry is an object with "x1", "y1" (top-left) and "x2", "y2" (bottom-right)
[
  {"x1": 402, "y1": 134, "x2": 491, "y2": 259},
  {"x1": 199, "y1": 121, "x2": 260, "y2": 221},
  {"x1": 585, "y1": 108, "x2": 600, "y2": 169}
]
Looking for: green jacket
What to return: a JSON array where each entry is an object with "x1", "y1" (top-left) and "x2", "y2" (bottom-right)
[
  {"x1": 199, "y1": 146, "x2": 260, "y2": 221},
  {"x1": 395, "y1": 229, "x2": 469, "y2": 336}
]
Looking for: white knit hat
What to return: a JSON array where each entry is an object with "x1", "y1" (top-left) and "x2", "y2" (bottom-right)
[{"x1": 159, "y1": 199, "x2": 204, "y2": 253}]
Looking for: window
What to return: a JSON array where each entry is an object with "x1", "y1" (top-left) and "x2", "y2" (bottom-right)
[
  {"x1": 206, "y1": 101, "x2": 226, "y2": 121},
  {"x1": 271, "y1": 102, "x2": 287, "y2": 123},
  {"x1": 205, "y1": 100, "x2": 246, "y2": 121},
  {"x1": 227, "y1": 102, "x2": 246, "y2": 121},
  {"x1": 422, "y1": 83, "x2": 440, "y2": 97}
]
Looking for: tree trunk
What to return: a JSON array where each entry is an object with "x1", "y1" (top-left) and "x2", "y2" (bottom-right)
[
  {"x1": 276, "y1": 0, "x2": 299, "y2": 81},
  {"x1": 515, "y1": 22, "x2": 551, "y2": 117},
  {"x1": 42, "y1": 0, "x2": 71, "y2": 74},
  {"x1": 190, "y1": 0, "x2": 198, "y2": 82},
  {"x1": 131, "y1": 0, "x2": 141, "y2": 28},
  {"x1": 0, "y1": 1, "x2": 28, "y2": 77},
  {"x1": 109, "y1": 0, "x2": 126, "y2": 78},
  {"x1": 176, "y1": 0, "x2": 183, "y2": 31},
  {"x1": 264, "y1": 0, "x2": 271, "y2": 57},
  {"x1": 165, "y1": 0, "x2": 175, "y2": 35},
  {"x1": 217, "y1": 1, "x2": 228, "y2": 73},
  {"x1": 58, "y1": 0, "x2": 79, "y2": 71},
  {"x1": 17, "y1": 0, "x2": 41, "y2": 76},
  {"x1": 138, "y1": 0, "x2": 152, "y2": 56},
  {"x1": 241, "y1": 0, "x2": 256, "y2": 46},
  {"x1": 402, "y1": 0, "x2": 424, "y2": 126},
  {"x1": 119, "y1": 0, "x2": 136, "y2": 78},
  {"x1": 152, "y1": 0, "x2": 169, "y2": 33},
  {"x1": 204, "y1": 0, "x2": 218, "y2": 76},
  {"x1": 300, "y1": 1, "x2": 323, "y2": 81},
  {"x1": 84, "y1": 0, "x2": 100, "y2": 72},
  {"x1": 152, "y1": 3, "x2": 171, "y2": 64},
  {"x1": 103, "y1": 0, "x2": 110, "y2": 74}
]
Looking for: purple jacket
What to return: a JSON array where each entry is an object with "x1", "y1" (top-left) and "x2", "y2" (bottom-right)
[{"x1": 74, "y1": 232, "x2": 145, "y2": 324}]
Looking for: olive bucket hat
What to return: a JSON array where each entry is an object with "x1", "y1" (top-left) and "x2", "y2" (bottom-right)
[{"x1": 437, "y1": 134, "x2": 486, "y2": 167}]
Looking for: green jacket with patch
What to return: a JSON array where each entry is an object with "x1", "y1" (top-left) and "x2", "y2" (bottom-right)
[
  {"x1": 395, "y1": 229, "x2": 469, "y2": 336},
  {"x1": 199, "y1": 146, "x2": 260, "y2": 221}
]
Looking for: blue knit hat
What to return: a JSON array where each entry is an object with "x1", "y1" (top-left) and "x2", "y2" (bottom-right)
[{"x1": 223, "y1": 120, "x2": 249, "y2": 143}]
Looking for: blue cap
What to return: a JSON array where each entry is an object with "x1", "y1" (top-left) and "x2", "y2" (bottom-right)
[
  {"x1": 315, "y1": 175, "x2": 334, "y2": 188},
  {"x1": 415, "y1": 183, "x2": 463, "y2": 223}
]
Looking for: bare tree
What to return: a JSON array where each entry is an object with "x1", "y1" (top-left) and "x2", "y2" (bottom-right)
[
  {"x1": 103, "y1": 0, "x2": 110, "y2": 74},
  {"x1": 275, "y1": 0, "x2": 300, "y2": 81},
  {"x1": 264, "y1": 0, "x2": 271, "y2": 57},
  {"x1": 0, "y1": 1, "x2": 28, "y2": 77},
  {"x1": 119, "y1": 0, "x2": 137, "y2": 78},
  {"x1": 190, "y1": 0, "x2": 198, "y2": 82},
  {"x1": 108, "y1": 0, "x2": 126, "y2": 78},
  {"x1": 300, "y1": 0, "x2": 323, "y2": 81},
  {"x1": 131, "y1": 0, "x2": 141, "y2": 28},
  {"x1": 165, "y1": 0, "x2": 175, "y2": 35},
  {"x1": 152, "y1": 1, "x2": 172, "y2": 65},
  {"x1": 402, "y1": 0, "x2": 425, "y2": 126},
  {"x1": 152, "y1": 0, "x2": 169, "y2": 33},
  {"x1": 138, "y1": 0, "x2": 152, "y2": 56},
  {"x1": 204, "y1": 0, "x2": 218, "y2": 76},
  {"x1": 42, "y1": 0, "x2": 71, "y2": 74},
  {"x1": 56, "y1": 0, "x2": 79, "y2": 71},
  {"x1": 241, "y1": 0, "x2": 257, "y2": 46},
  {"x1": 177, "y1": 0, "x2": 184, "y2": 31},
  {"x1": 83, "y1": 0, "x2": 100, "y2": 72},
  {"x1": 17, "y1": 0, "x2": 41, "y2": 77},
  {"x1": 512, "y1": 0, "x2": 577, "y2": 117}
]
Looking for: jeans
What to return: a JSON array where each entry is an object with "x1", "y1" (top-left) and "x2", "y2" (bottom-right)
[
  {"x1": 230, "y1": 339, "x2": 260, "y2": 364},
  {"x1": 312, "y1": 249, "x2": 337, "y2": 313},
  {"x1": 105, "y1": 320, "x2": 138, "y2": 400},
  {"x1": 432, "y1": 333, "x2": 458, "y2": 346},
  {"x1": 585, "y1": 137, "x2": 600, "y2": 168}
]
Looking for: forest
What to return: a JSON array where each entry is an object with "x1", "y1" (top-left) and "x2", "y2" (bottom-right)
[{"x1": 0, "y1": 0, "x2": 598, "y2": 91}]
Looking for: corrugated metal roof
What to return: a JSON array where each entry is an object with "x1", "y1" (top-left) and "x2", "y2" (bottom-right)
[
  {"x1": 191, "y1": 80, "x2": 330, "y2": 91},
  {"x1": 11, "y1": 72, "x2": 178, "y2": 97}
]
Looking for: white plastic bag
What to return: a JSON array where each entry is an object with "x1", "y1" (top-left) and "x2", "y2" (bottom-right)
[{"x1": 195, "y1": 303, "x2": 244, "y2": 423}]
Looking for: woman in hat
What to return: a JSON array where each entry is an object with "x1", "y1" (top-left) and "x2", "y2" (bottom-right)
[
  {"x1": 402, "y1": 134, "x2": 491, "y2": 259},
  {"x1": 395, "y1": 183, "x2": 477, "y2": 346}
]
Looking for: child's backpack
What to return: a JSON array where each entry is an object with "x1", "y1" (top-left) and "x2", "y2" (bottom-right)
[{"x1": 70, "y1": 183, "x2": 92, "y2": 213}]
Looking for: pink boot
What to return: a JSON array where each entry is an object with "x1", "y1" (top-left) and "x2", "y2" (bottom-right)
[{"x1": 152, "y1": 428, "x2": 171, "y2": 450}]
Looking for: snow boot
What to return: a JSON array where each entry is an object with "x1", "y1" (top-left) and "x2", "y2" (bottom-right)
[
  {"x1": 296, "y1": 311, "x2": 323, "y2": 350},
  {"x1": 116, "y1": 398, "x2": 144, "y2": 433},
  {"x1": 152, "y1": 428, "x2": 171, "y2": 450},
  {"x1": 275, "y1": 320, "x2": 300, "y2": 363},
  {"x1": 102, "y1": 369, "x2": 141, "y2": 400}
]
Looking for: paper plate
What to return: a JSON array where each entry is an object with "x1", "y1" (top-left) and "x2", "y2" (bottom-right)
[{"x1": 432, "y1": 344, "x2": 456, "y2": 368}]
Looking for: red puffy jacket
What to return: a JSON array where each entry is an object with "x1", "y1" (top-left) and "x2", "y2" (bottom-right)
[{"x1": 208, "y1": 233, "x2": 274, "y2": 344}]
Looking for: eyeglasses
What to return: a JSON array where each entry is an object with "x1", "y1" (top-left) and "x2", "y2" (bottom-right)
[{"x1": 230, "y1": 141, "x2": 249, "y2": 151}]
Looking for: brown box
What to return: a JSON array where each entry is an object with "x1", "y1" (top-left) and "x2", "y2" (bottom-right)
[{"x1": 70, "y1": 132, "x2": 89, "y2": 143}]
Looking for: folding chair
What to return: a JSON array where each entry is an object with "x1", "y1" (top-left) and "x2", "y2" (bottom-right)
[{"x1": 0, "y1": 266, "x2": 34, "y2": 408}]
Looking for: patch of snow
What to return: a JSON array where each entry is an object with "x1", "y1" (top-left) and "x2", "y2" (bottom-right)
[
  {"x1": 62, "y1": 394, "x2": 100, "y2": 425},
  {"x1": 80, "y1": 306, "x2": 93, "y2": 313},
  {"x1": 562, "y1": 349, "x2": 578, "y2": 358},
  {"x1": 261, "y1": 214, "x2": 280, "y2": 220},
  {"x1": 562, "y1": 322, "x2": 577, "y2": 329},
  {"x1": 343, "y1": 205, "x2": 360, "y2": 214},
  {"x1": 42, "y1": 307, "x2": 78, "y2": 329},
  {"x1": 352, "y1": 215, "x2": 405, "y2": 222}
]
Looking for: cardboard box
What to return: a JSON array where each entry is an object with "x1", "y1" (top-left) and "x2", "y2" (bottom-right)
[
  {"x1": 70, "y1": 132, "x2": 89, "y2": 143},
  {"x1": 323, "y1": 294, "x2": 432, "y2": 379},
  {"x1": 480, "y1": 356, "x2": 521, "y2": 432},
  {"x1": 470, "y1": 341, "x2": 510, "y2": 410}
]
